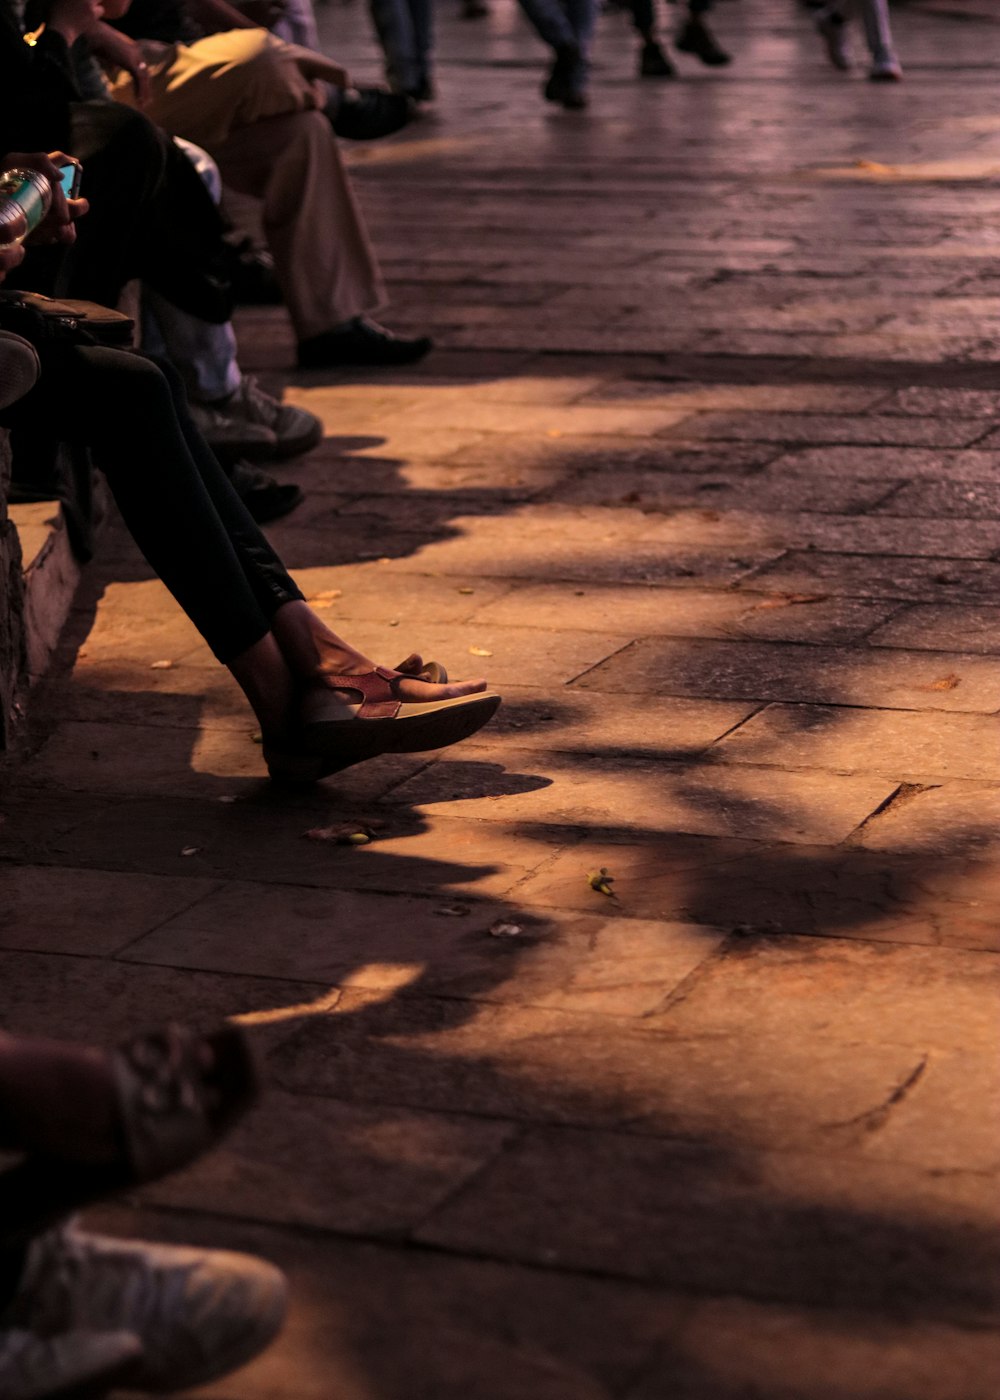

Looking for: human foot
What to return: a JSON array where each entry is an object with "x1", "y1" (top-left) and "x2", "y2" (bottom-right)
[
  {"x1": 270, "y1": 605, "x2": 487, "y2": 704},
  {"x1": 266, "y1": 669, "x2": 501, "y2": 781}
]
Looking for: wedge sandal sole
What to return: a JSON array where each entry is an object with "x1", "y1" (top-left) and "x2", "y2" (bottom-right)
[{"x1": 301, "y1": 691, "x2": 501, "y2": 774}]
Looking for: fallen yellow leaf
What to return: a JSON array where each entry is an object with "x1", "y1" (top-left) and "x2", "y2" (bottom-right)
[
  {"x1": 586, "y1": 867, "x2": 616, "y2": 897},
  {"x1": 469, "y1": 645, "x2": 493, "y2": 657}
]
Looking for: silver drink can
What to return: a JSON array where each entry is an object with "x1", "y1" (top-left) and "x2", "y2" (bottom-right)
[{"x1": 0, "y1": 169, "x2": 53, "y2": 246}]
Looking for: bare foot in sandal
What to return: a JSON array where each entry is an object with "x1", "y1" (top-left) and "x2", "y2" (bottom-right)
[{"x1": 270, "y1": 602, "x2": 488, "y2": 703}]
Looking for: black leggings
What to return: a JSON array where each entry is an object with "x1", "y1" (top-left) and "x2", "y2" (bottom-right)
[{"x1": 3, "y1": 344, "x2": 303, "y2": 664}]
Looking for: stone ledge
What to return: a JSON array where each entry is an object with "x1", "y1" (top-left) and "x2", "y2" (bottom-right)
[{"x1": 10, "y1": 500, "x2": 82, "y2": 682}]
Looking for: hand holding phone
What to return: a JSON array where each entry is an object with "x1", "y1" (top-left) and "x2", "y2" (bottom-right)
[{"x1": 57, "y1": 158, "x2": 83, "y2": 201}]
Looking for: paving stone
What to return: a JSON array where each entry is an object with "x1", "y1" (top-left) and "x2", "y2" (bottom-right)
[
  {"x1": 445, "y1": 434, "x2": 781, "y2": 475},
  {"x1": 579, "y1": 382, "x2": 886, "y2": 413},
  {"x1": 766, "y1": 446, "x2": 1000, "y2": 482},
  {"x1": 270, "y1": 986, "x2": 961, "y2": 1163},
  {"x1": 394, "y1": 400, "x2": 694, "y2": 437},
  {"x1": 0, "y1": 949, "x2": 335, "y2": 1050},
  {"x1": 367, "y1": 516, "x2": 779, "y2": 588},
  {"x1": 389, "y1": 747, "x2": 897, "y2": 844},
  {"x1": 855, "y1": 781, "x2": 1000, "y2": 859},
  {"x1": 667, "y1": 413, "x2": 988, "y2": 448},
  {"x1": 418, "y1": 1127, "x2": 1000, "y2": 1321},
  {"x1": 645, "y1": 935, "x2": 1000, "y2": 1055},
  {"x1": 123, "y1": 881, "x2": 535, "y2": 984},
  {"x1": 477, "y1": 686, "x2": 754, "y2": 757},
  {"x1": 98, "y1": 1207, "x2": 680, "y2": 1400},
  {"x1": 27, "y1": 776, "x2": 538, "y2": 888},
  {"x1": 514, "y1": 834, "x2": 1000, "y2": 952},
  {"x1": 143, "y1": 1088, "x2": 514, "y2": 1236},
  {"x1": 0, "y1": 865, "x2": 218, "y2": 956},
  {"x1": 716, "y1": 703, "x2": 1000, "y2": 782},
  {"x1": 745, "y1": 550, "x2": 1000, "y2": 604},
  {"x1": 879, "y1": 387, "x2": 1000, "y2": 418},
  {"x1": 869, "y1": 604, "x2": 1000, "y2": 655},
  {"x1": 474, "y1": 582, "x2": 897, "y2": 646},
  {"x1": 633, "y1": 509, "x2": 1000, "y2": 560},
  {"x1": 558, "y1": 466, "x2": 895, "y2": 515},
  {"x1": 575, "y1": 636, "x2": 1000, "y2": 712},
  {"x1": 874, "y1": 478, "x2": 1000, "y2": 520},
  {"x1": 626, "y1": 1295, "x2": 1000, "y2": 1400}
]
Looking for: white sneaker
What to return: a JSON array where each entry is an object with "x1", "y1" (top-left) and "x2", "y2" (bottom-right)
[
  {"x1": 4, "y1": 1225, "x2": 287, "y2": 1393},
  {"x1": 869, "y1": 52, "x2": 902, "y2": 80},
  {"x1": 0, "y1": 1326, "x2": 142, "y2": 1400},
  {"x1": 223, "y1": 375, "x2": 323, "y2": 460},
  {"x1": 817, "y1": 12, "x2": 851, "y2": 70}
]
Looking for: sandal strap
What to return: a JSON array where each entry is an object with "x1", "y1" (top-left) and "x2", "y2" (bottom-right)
[{"x1": 314, "y1": 666, "x2": 401, "y2": 720}]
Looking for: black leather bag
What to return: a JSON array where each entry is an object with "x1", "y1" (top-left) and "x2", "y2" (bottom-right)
[{"x1": 0, "y1": 289, "x2": 134, "y2": 347}]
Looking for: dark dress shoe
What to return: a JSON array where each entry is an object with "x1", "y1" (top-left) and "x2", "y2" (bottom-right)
[
  {"x1": 229, "y1": 462, "x2": 304, "y2": 524},
  {"x1": 544, "y1": 44, "x2": 580, "y2": 102},
  {"x1": 332, "y1": 88, "x2": 413, "y2": 141},
  {"x1": 639, "y1": 40, "x2": 676, "y2": 77},
  {"x1": 297, "y1": 318, "x2": 433, "y2": 369},
  {"x1": 408, "y1": 76, "x2": 436, "y2": 102},
  {"x1": 675, "y1": 17, "x2": 731, "y2": 66}
]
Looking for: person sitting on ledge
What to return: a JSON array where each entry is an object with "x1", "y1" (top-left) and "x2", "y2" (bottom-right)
[
  {"x1": 75, "y1": 0, "x2": 435, "y2": 368},
  {"x1": 0, "y1": 153, "x2": 500, "y2": 780}
]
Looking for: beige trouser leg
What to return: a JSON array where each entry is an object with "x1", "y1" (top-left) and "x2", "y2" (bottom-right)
[
  {"x1": 109, "y1": 31, "x2": 326, "y2": 149},
  {"x1": 211, "y1": 110, "x2": 386, "y2": 340}
]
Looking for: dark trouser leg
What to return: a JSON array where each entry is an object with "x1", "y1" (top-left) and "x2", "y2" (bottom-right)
[{"x1": 2, "y1": 346, "x2": 303, "y2": 663}]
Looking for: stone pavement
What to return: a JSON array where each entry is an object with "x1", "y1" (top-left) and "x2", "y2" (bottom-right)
[{"x1": 3, "y1": 1, "x2": 1000, "y2": 1395}]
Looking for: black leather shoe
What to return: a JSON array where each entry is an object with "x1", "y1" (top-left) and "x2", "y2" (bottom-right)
[
  {"x1": 297, "y1": 318, "x2": 433, "y2": 369},
  {"x1": 639, "y1": 40, "x2": 676, "y2": 77},
  {"x1": 544, "y1": 44, "x2": 580, "y2": 102},
  {"x1": 332, "y1": 88, "x2": 413, "y2": 141},
  {"x1": 229, "y1": 462, "x2": 304, "y2": 524},
  {"x1": 675, "y1": 17, "x2": 731, "y2": 66}
]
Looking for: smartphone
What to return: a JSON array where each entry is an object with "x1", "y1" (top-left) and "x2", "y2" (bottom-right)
[{"x1": 56, "y1": 158, "x2": 82, "y2": 200}]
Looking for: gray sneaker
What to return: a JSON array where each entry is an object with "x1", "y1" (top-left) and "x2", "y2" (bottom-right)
[
  {"x1": 224, "y1": 375, "x2": 323, "y2": 459},
  {"x1": 0, "y1": 1326, "x2": 142, "y2": 1400},
  {"x1": 188, "y1": 395, "x2": 277, "y2": 462},
  {"x1": 4, "y1": 1224, "x2": 287, "y2": 1393}
]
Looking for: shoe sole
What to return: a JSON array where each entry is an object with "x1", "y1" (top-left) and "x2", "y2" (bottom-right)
[
  {"x1": 282, "y1": 692, "x2": 502, "y2": 780},
  {"x1": 134, "y1": 1274, "x2": 288, "y2": 1393}
]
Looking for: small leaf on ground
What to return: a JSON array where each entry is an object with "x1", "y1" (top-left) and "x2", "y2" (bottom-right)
[
  {"x1": 457, "y1": 586, "x2": 475, "y2": 595},
  {"x1": 923, "y1": 674, "x2": 961, "y2": 691},
  {"x1": 306, "y1": 589, "x2": 342, "y2": 606},
  {"x1": 489, "y1": 920, "x2": 524, "y2": 938},
  {"x1": 303, "y1": 824, "x2": 374, "y2": 845},
  {"x1": 469, "y1": 645, "x2": 493, "y2": 657},
  {"x1": 752, "y1": 593, "x2": 828, "y2": 611},
  {"x1": 586, "y1": 867, "x2": 616, "y2": 897}
]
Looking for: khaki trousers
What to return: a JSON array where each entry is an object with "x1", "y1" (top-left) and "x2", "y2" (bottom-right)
[{"x1": 110, "y1": 31, "x2": 385, "y2": 339}]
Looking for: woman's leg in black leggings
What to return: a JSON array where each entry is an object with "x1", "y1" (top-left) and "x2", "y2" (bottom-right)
[
  {"x1": 3, "y1": 345, "x2": 302, "y2": 664},
  {"x1": 150, "y1": 354, "x2": 306, "y2": 627}
]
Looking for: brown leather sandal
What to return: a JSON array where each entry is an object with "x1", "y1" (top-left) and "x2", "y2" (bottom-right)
[{"x1": 266, "y1": 667, "x2": 500, "y2": 782}]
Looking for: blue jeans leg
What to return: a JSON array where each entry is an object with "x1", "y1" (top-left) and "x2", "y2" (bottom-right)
[{"x1": 370, "y1": 0, "x2": 421, "y2": 92}]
